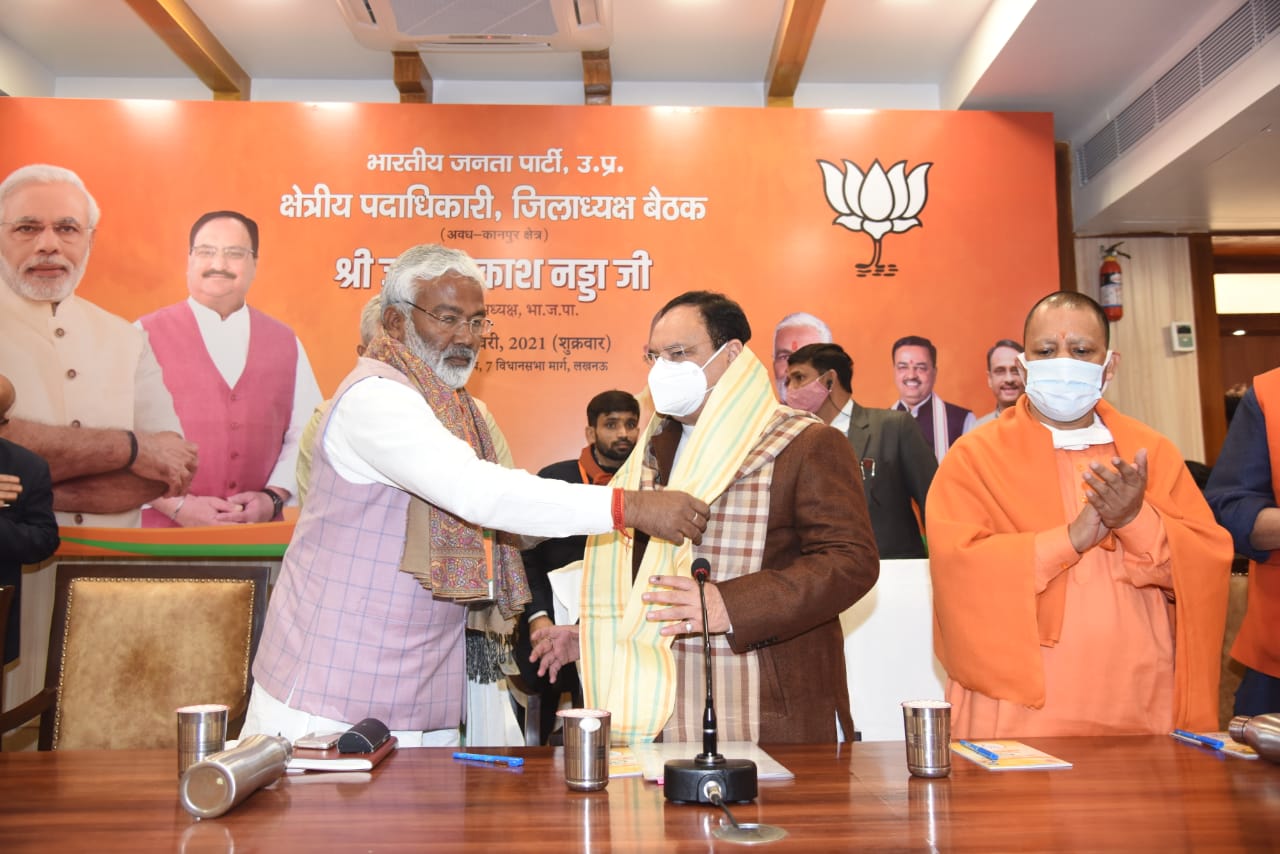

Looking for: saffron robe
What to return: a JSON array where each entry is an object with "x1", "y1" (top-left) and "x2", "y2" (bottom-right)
[{"x1": 928, "y1": 396, "x2": 1231, "y2": 736}]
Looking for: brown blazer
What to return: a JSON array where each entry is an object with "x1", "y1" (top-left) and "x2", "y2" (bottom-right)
[{"x1": 646, "y1": 418, "x2": 880, "y2": 743}]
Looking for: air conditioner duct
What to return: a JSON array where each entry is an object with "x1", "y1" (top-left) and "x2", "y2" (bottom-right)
[{"x1": 336, "y1": 0, "x2": 612, "y2": 52}]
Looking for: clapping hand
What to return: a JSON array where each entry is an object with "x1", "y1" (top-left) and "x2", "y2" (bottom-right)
[{"x1": 1082, "y1": 449, "x2": 1148, "y2": 530}]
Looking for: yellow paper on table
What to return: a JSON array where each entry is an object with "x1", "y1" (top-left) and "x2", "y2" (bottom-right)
[
  {"x1": 951, "y1": 740, "x2": 1072, "y2": 771},
  {"x1": 608, "y1": 746, "x2": 644, "y2": 778},
  {"x1": 1201, "y1": 731, "x2": 1259, "y2": 760}
]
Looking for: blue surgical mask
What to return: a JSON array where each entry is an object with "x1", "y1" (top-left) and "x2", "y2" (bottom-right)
[{"x1": 1018, "y1": 352, "x2": 1111, "y2": 423}]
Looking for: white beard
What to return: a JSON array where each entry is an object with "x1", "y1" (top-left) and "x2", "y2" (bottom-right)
[
  {"x1": 0, "y1": 248, "x2": 87, "y2": 303},
  {"x1": 405, "y1": 326, "x2": 476, "y2": 390}
]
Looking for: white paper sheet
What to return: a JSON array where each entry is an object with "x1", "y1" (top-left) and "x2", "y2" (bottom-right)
[
  {"x1": 629, "y1": 741, "x2": 794, "y2": 782},
  {"x1": 547, "y1": 561, "x2": 583, "y2": 626}
]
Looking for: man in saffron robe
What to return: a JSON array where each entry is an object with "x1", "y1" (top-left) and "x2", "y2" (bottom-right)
[{"x1": 928, "y1": 292, "x2": 1231, "y2": 737}]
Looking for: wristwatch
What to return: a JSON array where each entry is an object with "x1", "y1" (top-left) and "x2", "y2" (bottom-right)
[{"x1": 263, "y1": 489, "x2": 284, "y2": 520}]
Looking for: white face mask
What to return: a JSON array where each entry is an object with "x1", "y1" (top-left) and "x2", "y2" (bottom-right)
[
  {"x1": 648, "y1": 342, "x2": 727, "y2": 417},
  {"x1": 1018, "y1": 351, "x2": 1111, "y2": 423}
]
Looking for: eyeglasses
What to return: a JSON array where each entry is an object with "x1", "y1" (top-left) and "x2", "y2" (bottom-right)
[
  {"x1": 402, "y1": 302, "x2": 494, "y2": 336},
  {"x1": 642, "y1": 339, "x2": 712, "y2": 366},
  {"x1": 1, "y1": 219, "x2": 92, "y2": 244},
  {"x1": 191, "y1": 245, "x2": 256, "y2": 262}
]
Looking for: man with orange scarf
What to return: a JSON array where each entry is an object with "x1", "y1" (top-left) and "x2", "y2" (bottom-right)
[
  {"x1": 1207, "y1": 366, "x2": 1280, "y2": 716},
  {"x1": 929, "y1": 292, "x2": 1231, "y2": 737},
  {"x1": 514, "y1": 389, "x2": 640, "y2": 741}
]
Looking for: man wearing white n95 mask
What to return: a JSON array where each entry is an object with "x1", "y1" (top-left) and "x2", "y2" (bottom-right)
[
  {"x1": 534, "y1": 290, "x2": 879, "y2": 745},
  {"x1": 927, "y1": 291, "x2": 1231, "y2": 739}
]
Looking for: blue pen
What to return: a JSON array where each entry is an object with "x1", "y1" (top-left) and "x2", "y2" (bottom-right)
[
  {"x1": 959, "y1": 740, "x2": 1001, "y2": 762},
  {"x1": 1172, "y1": 729, "x2": 1224, "y2": 750},
  {"x1": 452, "y1": 751, "x2": 525, "y2": 767}
]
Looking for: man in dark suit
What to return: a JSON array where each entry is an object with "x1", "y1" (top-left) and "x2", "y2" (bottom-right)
[
  {"x1": 787, "y1": 343, "x2": 936, "y2": 559},
  {"x1": 515, "y1": 389, "x2": 640, "y2": 743},
  {"x1": 0, "y1": 374, "x2": 61, "y2": 663}
]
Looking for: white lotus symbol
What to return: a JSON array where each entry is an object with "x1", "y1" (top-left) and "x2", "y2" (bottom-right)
[{"x1": 818, "y1": 159, "x2": 931, "y2": 270}]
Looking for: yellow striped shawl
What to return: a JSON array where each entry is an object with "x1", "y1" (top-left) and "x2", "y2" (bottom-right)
[{"x1": 579, "y1": 347, "x2": 819, "y2": 743}]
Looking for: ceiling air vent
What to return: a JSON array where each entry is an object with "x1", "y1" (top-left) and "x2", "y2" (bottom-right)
[
  {"x1": 1080, "y1": 125, "x2": 1119, "y2": 183},
  {"x1": 1076, "y1": 0, "x2": 1278, "y2": 185},
  {"x1": 1200, "y1": 3, "x2": 1256, "y2": 85},
  {"x1": 1114, "y1": 89, "x2": 1155, "y2": 154},
  {"x1": 1152, "y1": 51, "x2": 1200, "y2": 122},
  {"x1": 1260, "y1": 0, "x2": 1280, "y2": 34},
  {"x1": 335, "y1": 0, "x2": 612, "y2": 52}
]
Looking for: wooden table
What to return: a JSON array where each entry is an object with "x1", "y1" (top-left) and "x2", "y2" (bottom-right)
[{"x1": 1, "y1": 737, "x2": 1277, "y2": 851}]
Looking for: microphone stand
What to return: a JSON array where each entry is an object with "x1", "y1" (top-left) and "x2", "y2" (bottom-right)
[
  {"x1": 696, "y1": 562, "x2": 721, "y2": 766},
  {"x1": 663, "y1": 561, "x2": 758, "y2": 805}
]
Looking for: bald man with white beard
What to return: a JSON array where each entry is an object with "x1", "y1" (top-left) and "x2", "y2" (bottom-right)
[{"x1": 242, "y1": 243, "x2": 710, "y2": 748}]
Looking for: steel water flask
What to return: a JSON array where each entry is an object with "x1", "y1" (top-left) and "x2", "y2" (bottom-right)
[
  {"x1": 179, "y1": 734, "x2": 292, "y2": 818},
  {"x1": 1229, "y1": 713, "x2": 1280, "y2": 764}
]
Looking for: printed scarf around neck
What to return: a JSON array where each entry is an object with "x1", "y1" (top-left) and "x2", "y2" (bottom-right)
[
  {"x1": 580, "y1": 348, "x2": 812, "y2": 743},
  {"x1": 361, "y1": 333, "x2": 531, "y2": 621}
]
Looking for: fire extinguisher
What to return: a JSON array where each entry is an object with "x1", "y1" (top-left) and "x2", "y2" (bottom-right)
[{"x1": 1099, "y1": 242, "x2": 1131, "y2": 321}]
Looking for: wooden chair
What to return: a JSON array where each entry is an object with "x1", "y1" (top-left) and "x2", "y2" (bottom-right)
[
  {"x1": 1219, "y1": 568, "x2": 1251, "y2": 728},
  {"x1": 2, "y1": 585, "x2": 57, "y2": 750},
  {"x1": 1, "y1": 584, "x2": 12, "y2": 693},
  {"x1": 0, "y1": 562, "x2": 269, "y2": 750},
  {"x1": 504, "y1": 670, "x2": 545, "y2": 747}
]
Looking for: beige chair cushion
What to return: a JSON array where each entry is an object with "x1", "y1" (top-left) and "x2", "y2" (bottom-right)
[{"x1": 53, "y1": 578, "x2": 257, "y2": 750}]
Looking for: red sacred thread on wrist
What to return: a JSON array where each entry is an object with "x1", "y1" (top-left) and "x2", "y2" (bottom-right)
[{"x1": 611, "y1": 488, "x2": 626, "y2": 531}]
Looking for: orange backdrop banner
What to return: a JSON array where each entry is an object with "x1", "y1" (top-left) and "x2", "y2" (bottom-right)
[{"x1": 0, "y1": 98, "x2": 1058, "y2": 548}]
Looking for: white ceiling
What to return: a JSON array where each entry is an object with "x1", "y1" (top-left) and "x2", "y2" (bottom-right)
[{"x1": 1, "y1": 0, "x2": 1277, "y2": 236}]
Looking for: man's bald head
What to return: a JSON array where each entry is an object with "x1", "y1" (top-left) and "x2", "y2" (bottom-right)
[{"x1": 1023, "y1": 292, "x2": 1110, "y2": 348}]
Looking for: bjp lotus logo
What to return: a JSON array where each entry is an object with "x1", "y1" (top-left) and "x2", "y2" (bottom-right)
[{"x1": 818, "y1": 159, "x2": 932, "y2": 277}]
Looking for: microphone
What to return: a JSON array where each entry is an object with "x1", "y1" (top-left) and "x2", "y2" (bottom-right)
[
  {"x1": 690, "y1": 558, "x2": 720, "y2": 765},
  {"x1": 663, "y1": 557, "x2": 758, "y2": 804}
]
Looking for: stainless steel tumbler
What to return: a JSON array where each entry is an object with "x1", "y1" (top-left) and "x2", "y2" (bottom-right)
[
  {"x1": 902, "y1": 699, "x2": 952, "y2": 778},
  {"x1": 558, "y1": 709, "x2": 611, "y2": 792}
]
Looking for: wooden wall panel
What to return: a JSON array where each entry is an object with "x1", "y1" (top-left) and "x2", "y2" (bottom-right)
[{"x1": 1074, "y1": 236, "x2": 1205, "y2": 461}]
